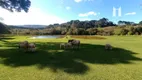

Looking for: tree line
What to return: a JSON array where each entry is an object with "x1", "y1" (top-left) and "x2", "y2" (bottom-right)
[{"x1": 8, "y1": 18, "x2": 142, "y2": 36}]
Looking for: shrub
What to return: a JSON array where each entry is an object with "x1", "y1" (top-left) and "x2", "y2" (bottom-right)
[
  {"x1": 121, "y1": 28, "x2": 129, "y2": 35},
  {"x1": 128, "y1": 31, "x2": 133, "y2": 35},
  {"x1": 114, "y1": 28, "x2": 122, "y2": 35},
  {"x1": 103, "y1": 27, "x2": 114, "y2": 36}
]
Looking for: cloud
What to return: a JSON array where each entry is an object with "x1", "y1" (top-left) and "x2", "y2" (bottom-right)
[
  {"x1": 74, "y1": 0, "x2": 82, "y2": 3},
  {"x1": 66, "y1": 6, "x2": 71, "y2": 10},
  {"x1": 0, "y1": 17, "x2": 4, "y2": 21},
  {"x1": 125, "y1": 12, "x2": 136, "y2": 15},
  {"x1": 74, "y1": 0, "x2": 93, "y2": 3},
  {"x1": 0, "y1": 7, "x2": 66, "y2": 25},
  {"x1": 79, "y1": 11, "x2": 98, "y2": 17},
  {"x1": 84, "y1": 0, "x2": 94, "y2": 1}
]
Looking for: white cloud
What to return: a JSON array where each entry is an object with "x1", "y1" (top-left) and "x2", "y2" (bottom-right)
[
  {"x1": 79, "y1": 11, "x2": 98, "y2": 17},
  {"x1": 74, "y1": 0, "x2": 82, "y2": 3},
  {"x1": 125, "y1": 12, "x2": 136, "y2": 15},
  {"x1": 74, "y1": 0, "x2": 93, "y2": 3},
  {"x1": 84, "y1": 0, "x2": 94, "y2": 1},
  {"x1": 0, "y1": 17, "x2": 4, "y2": 21},
  {"x1": 0, "y1": 7, "x2": 66, "y2": 25},
  {"x1": 66, "y1": 6, "x2": 71, "y2": 10}
]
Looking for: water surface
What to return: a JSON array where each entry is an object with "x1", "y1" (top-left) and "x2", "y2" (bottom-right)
[{"x1": 31, "y1": 35, "x2": 61, "y2": 39}]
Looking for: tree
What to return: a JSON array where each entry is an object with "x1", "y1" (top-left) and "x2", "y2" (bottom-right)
[
  {"x1": 121, "y1": 28, "x2": 129, "y2": 35},
  {"x1": 135, "y1": 26, "x2": 142, "y2": 35},
  {"x1": 86, "y1": 28, "x2": 94, "y2": 35},
  {"x1": 98, "y1": 18, "x2": 109, "y2": 27},
  {"x1": 118, "y1": 21, "x2": 135, "y2": 26},
  {"x1": 0, "y1": 22, "x2": 10, "y2": 34},
  {"x1": 78, "y1": 28, "x2": 86, "y2": 35},
  {"x1": 86, "y1": 28, "x2": 98, "y2": 35},
  {"x1": 127, "y1": 27, "x2": 135, "y2": 35},
  {"x1": 139, "y1": 21, "x2": 142, "y2": 25},
  {"x1": 0, "y1": 0, "x2": 31, "y2": 12}
]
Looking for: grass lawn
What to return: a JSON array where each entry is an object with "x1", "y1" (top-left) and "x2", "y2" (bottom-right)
[{"x1": 0, "y1": 35, "x2": 142, "y2": 80}]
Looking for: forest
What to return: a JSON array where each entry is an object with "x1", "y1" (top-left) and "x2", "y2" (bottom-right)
[{"x1": 1, "y1": 18, "x2": 141, "y2": 36}]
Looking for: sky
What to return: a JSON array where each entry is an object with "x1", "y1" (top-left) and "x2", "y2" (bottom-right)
[{"x1": 0, "y1": 0, "x2": 142, "y2": 25}]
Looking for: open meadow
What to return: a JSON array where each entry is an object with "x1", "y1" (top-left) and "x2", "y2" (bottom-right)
[{"x1": 0, "y1": 35, "x2": 142, "y2": 80}]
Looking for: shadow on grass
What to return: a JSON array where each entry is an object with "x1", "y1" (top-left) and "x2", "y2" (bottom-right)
[
  {"x1": 0, "y1": 37, "x2": 15, "y2": 42},
  {"x1": 0, "y1": 42, "x2": 142, "y2": 74}
]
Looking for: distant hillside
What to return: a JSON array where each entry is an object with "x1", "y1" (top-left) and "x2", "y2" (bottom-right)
[
  {"x1": 8, "y1": 17, "x2": 142, "y2": 35},
  {"x1": 8, "y1": 25, "x2": 47, "y2": 29},
  {"x1": 0, "y1": 22, "x2": 10, "y2": 34}
]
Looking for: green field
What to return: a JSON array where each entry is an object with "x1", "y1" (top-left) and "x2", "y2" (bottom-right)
[{"x1": 0, "y1": 36, "x2": 142, "y2": 80}]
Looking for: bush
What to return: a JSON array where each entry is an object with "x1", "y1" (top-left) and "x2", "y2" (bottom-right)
[
  {"x1": 128, "y1": 31, "x2": 133, "y2": 35},
  {"x1": 103, "y1": 27, "x2": 114, "y2": 36},
  {"x1": 114, "y1": 28, "x2": 122, "y2": 35},
  {"x1": 135, "y1": 27, "x2": 142, "y2": 35},
  {"x1": 121, "y1": 28, "x2": 129, "y2": 35},
  {"x1": 86, "y1": 28, "x2": 98, "y2": 35}
]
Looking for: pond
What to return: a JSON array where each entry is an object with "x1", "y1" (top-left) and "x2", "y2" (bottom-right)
[{"x1": 31, "y1": 35, "x2": 62, "y2": 39}]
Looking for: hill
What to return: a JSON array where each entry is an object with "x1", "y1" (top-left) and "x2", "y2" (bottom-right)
[
  {"x1": 8, "y1": 25, "x2": 46, "y2": 29},
  {"x1": 0, "y1": 22, "x2": 10, "y2": 34}
]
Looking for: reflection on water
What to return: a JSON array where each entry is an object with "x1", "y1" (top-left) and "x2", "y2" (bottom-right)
[{"x1": 31, "y1": 35, "x2": 61, "y2": 39}]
